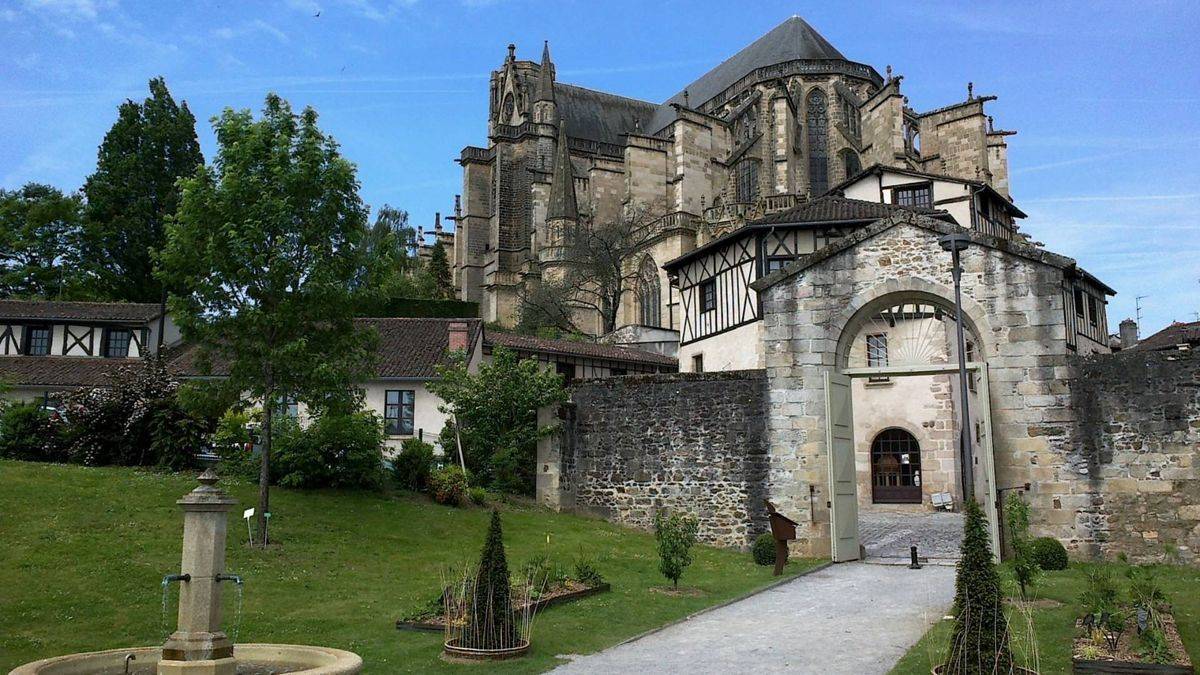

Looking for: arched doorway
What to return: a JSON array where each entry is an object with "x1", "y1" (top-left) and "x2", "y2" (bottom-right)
[{"x1": 870, "y1": 428, "x2": 922, "y2": 503}]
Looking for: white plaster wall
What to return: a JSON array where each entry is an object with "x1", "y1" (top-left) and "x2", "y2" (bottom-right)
[
  {"x1": 361, "y1": 381, "x2": 448, "y2": 453},
  {"x1": 678, "y1": 321, "x2": 763, "y2": 372}
]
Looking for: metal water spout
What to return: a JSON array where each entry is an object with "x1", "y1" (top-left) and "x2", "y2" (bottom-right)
[{"x1": 158, "y1": 468, "x2": 238, "y2": 675}]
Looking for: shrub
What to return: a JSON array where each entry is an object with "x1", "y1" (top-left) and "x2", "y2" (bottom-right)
[
  {"x1": 1005, "y1": 492, "x2": 1038, "y2": 598},
  {"x1": 61, "y1": 361, "x2": 208, "y2": 469},
  {"x1": 573, "y1": 554, "x2": 604, "y2": 587},
  {"x1": 1080, "y1": 567, "x2": 1120, "y2": 617},
  {"x1": 464, "y1": 510, "x2": 517, "y2": 649},
  {"x1": 429, "y1": 465, "x2": 468, "y2": 506},
  {"x1": 653, "y1": 510, "x2": 699, "y2": 588},
  {"x1": 272, "y1": 411, "x2": 385, "y2": 489},
  {"x1": 468, "y1": 486, "x2": 488, "y2": 506},
  {"x1": 392, "y1": 437, "x2": 435, "y2": 491},
  {"x1": 1031, "y1": 536, "x2": 1068, "y2": 570},
  {"x1": 752, "y1": 533, "x2": 776, "y2": 566},
  {"x1": 212, "y1": 409, "x2": 259, "y2": 479},
  {"x1": 0, "y1": 401, "x2": 68, "y2": 462},
  {"x1": 944, "y1": 498, "x2": 1012, "y2": 675}
]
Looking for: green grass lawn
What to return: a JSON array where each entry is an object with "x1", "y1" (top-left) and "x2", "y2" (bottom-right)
[
  {"x1": 0, "y1": 460, "x2": 820, "y2": 673},
  {"x1": 889, "y1": 562, "x2": 1200, "y2": 674}
]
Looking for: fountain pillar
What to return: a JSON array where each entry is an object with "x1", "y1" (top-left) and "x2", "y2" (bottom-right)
[{"x1": 159, "y1": 468, "x2": 237, "y2": 675}]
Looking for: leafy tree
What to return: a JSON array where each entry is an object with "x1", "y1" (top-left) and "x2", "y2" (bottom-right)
[
  {"x1": 80, "y1": 77, "x2": 203, "y2": 303},
  {"x1": 465, "y1": 510, "x2": 517, "y2": 649},
  {"x1": 1004, "y1": 491, "x2": 1038, "y2": 599},
  {"x1": 654, "y1": 510, "x2": 699, "y2": 588},
  {"x1": 0, "y1": 184, "x2": 83, "y2": 299},
  {"x1": 519, "y1": 206, "x2": 662, "y2": 335},
  {"x1": 158, "y1": 93, "x2": 378, "y2": 544},
  {"x1": 944, "y1": 498, "x2": 1013, "y2": 675},
  {"x1": 428, "y1": 346, "x2": 566, "y2": 494},
  {"x1": 427, "y1": 239, "x2": 453, "y2": 299}
]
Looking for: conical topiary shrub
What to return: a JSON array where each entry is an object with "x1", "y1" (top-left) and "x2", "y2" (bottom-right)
[
  {"x1": 464, "y1": 509, "x2": 518, "y2": 649},
  {"x1": 943, "y1": 498, "x2": 1013, "y2": 675}
]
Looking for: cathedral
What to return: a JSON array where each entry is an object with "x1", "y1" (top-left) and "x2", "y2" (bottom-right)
[{"x1": 451, "y1": 16, "x2": 1016, "y2": 350}]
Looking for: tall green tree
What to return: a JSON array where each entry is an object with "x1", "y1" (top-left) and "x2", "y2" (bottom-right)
[
  {"x1": 0, "y1": 184, "x2": 83, "y2": 298},
  {"x1": 429, "y1": 346, "x2": 565, "y2": 494},
  {"x1": 944, "y1": 498, "x2": 1013, "y2": 674},
  {"x1": 81, "y1": 77, "x2": 202, "y2": 303},
  {"x1": 427, "y1": 239, "x2": 453, "y2": 299},
  {"x1": 159, "y1": 94, "x2": 377, "y2": 545}
]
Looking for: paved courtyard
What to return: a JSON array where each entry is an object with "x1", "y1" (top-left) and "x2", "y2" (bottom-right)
[
  {"x1": 859, "y1": 509, "x2": 963, "y2": 563},
  {"x1": 552, "y1": 562, "x2": 955, "y2": 674}
]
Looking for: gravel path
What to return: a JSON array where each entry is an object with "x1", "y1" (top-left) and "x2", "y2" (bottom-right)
[
  {"x1": 552, "y1": 562, "x2": 955, "y2": 674},
  {"x1": 860, "y1": 509, "x2": 964, "y2": 562}
]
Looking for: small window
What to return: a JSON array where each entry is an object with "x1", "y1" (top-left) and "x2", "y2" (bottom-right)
[
  {"x1": 24, "y1": 325, "x2": 51, "y2": 356},
  {"x1": 555, "y1": 361, "x2": 575, "y2": 384},
  {"x1": 866, "y1": 334, "x2": 888, "y2": 367},
  {"x1": 766, "y1": 257, "x2": 792, "y2": 273},
  {"x1": 1087, "y1": 295, "x2": 1099, "y2": 326},
  {"x1": 700, "y1": 279, "x2": 717, "y2": 313},
  {"x1": 1074, "y1": 288, "x2": 1085, "y2": 317},
  {"x1": 966, "y1": 340, "x2": 978, "y2": 392},
  {"x1": 893, "y1": 184, "x2": 932, "y2": 209},
  {"x1": 384, "y1": 390, "x2": 415, "y2": 436},
  {"x1": 274, "y1": 395, "x2": 299, "y2": 420},
  {"x1": 692, "y1": 354, "x2": 704, "y2": 373},
  {"x1": 735, "y1": 159, "x2": 759, "y2": 202},
  {"x1": 104, "y1": 328, "x2": 132, "y2": 358}
]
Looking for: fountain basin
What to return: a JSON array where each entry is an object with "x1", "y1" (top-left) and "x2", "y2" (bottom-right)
[{"x1": 10, "y1": 644, "x2": 363, "y2": 675}]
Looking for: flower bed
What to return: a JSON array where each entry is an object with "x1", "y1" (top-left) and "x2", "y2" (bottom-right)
[
  {"x1": 397, "y1": 580, "x2": 611, "y2": 632},
  {"x1": 1072, "y1": 610, "x2": 1193, "y2": 674}
]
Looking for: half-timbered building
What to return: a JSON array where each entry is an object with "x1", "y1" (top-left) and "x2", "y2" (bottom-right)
[{"x1": 0, "y1": 300, "x2": 178, "y2": 400}]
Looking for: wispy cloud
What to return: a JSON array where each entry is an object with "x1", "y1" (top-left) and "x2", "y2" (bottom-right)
[
  {"x1": 21, "y1": 0, "x2": 107, "y2": 21},
  {"x1": 283, "y1": 0, "x2": 418, "y2": 22},
  {"x1": 214, "y1": 19, "x2": 290, "y2": 44}
]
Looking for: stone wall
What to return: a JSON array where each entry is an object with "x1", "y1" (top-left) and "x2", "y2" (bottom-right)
[
  {"x1": 1071, "y1": 348, "x2": 1200, "y2": 563},
  {"x1": 538, "y1": 370, "x2": 771, "y2": 548}
]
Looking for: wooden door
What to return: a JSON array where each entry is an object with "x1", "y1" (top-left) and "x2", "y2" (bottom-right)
[{"x1": 825, "y1": 370, "x2": 859, "y2": 562}]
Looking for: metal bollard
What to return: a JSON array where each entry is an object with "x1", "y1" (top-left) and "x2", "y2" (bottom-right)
[{"x1": 908, "y1": 545, "x2": 922, "y2": 569}]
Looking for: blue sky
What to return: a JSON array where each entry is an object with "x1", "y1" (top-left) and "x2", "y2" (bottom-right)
[{"x1": 2, "y1": 0, "x2": 1198, "y2": 335}]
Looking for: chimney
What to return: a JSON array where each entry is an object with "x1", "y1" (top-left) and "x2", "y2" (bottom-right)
[
  {"x1": 447, "y1": 321, "x2": 470, "y2": 353},
  {"x1": 1119, "y1": 318, "x2": 1138, "y2": 350}
]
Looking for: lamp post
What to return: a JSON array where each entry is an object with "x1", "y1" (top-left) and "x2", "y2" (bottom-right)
[{"x1": 939, "y1": 232, "x2": 975, "y2": 503}]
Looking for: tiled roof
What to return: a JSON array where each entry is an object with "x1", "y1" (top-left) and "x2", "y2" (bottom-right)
[
  {"x1": 0, "y1": 356, "x2": 144, "y2": 388},
  {"x1": 167, "y1": 318, "x2": 484, "y2": 380},
  {"x1": 0, "y1": 300, "x2": 162, "y2": 323},
  {"x1": 1132, "y1": 321, "x2": 1200, "y2": 351},
  {"x1": 664, "y1": 196, "x2": 951, "y2": 271},
  {"x1": 753, "y1": 195, "x2": 945, "y2": 225},
  {"x1": 484, "y1": 331, "x2": 676, "y2": 367}
]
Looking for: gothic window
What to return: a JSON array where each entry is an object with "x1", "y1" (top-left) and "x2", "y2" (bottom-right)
[
  {"x1": 840, "y1": 95, "x2": 861, "y2": 139},
  {"x1": 502, "y1": 93, "x2": 514, "y2": 121},
  {"x1": 735, "y1": 159, "x2": 759, "y2": 203},
  {"x1": 734, "y1": 109, "x2": 757, "y2": 145},
  {"x1": 839, "y1": 148, "x2": 861, "y2": 180},
  {"x1": 806, "y1": 88, "x2": 829, "y2": 196},
  {"x1": 636, "y1": 257, "x2": 662, "y2": 328}
]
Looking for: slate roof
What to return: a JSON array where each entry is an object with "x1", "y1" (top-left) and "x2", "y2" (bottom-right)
[
  {"x1": 484, "y1": 331, "x2": 677, "y2": 367},
  {"x1": 551, "y1": 17, "x2": 864, "y2": 144},
  {"x1": 168, "y1": 318, "x2": 484, "y2": 380},
  {"x1": 556, "y1": 83, "x2": 659, "y2": 146},
  {"x1": 0, "y1": 300, "x2": 162, "y2": 323},
  {"x1": 1132, "y1": 321, "x2": 1200, "y2": 351},
  {"x1": 663, "y1": 196, "x2": 953, "y2": 271},
  {"x1": 0, "y1": 356, "x2": 144, "y2": 388}
]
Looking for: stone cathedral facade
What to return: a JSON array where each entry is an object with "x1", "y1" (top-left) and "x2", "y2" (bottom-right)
[{"x1": 452, "y1": 16, "x2": 1016, "y2": 343}]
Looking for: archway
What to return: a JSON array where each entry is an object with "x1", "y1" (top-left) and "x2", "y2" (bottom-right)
[{"x1": 825, "y1": 286, "x2": 999, "y2": 563}]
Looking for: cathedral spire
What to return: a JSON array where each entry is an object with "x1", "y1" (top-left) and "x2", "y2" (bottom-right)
[
  {"x1": 535, "y1": 40, "x2": 555, "y2": 103},
  {"x1": 547, "y1": 121, "x2": 577, "y2": 221}
]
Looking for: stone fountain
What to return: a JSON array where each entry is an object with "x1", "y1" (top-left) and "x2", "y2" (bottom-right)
[{"x1": 12, "y1": 470, "x2": 362, "y2": 675}]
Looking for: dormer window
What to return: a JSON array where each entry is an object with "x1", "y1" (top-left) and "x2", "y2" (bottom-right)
[
  {"x1": 24, "y1": 325, "x2": 51, "y2": 356},
  {"x1": 104, "y1": 328, "x2": 132, "y2": 358}
]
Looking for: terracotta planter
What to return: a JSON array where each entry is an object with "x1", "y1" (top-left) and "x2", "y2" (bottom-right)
[
  {"x1": 932, "y1": 665, "x2": 1038, "y2": 674},
  {"x1": 443, "y1": 638, "x2": 530, "y2": 661}
]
